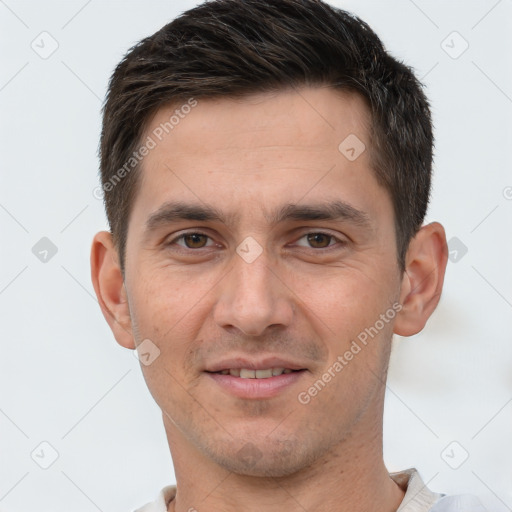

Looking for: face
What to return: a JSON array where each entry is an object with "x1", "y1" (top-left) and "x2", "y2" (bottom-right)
[{"x1": 121, "y1": 87, "x2": 404, "y2": 477}]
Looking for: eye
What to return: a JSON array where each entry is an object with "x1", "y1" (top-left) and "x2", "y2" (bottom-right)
[
  {"x1": 166, "y1": 231, "x2": 346, "y2": 252},
  {"x1": 295, "y1": 232, "x2": 344, "y2": 249},
  {"x1": 168, "y1": 232, "x2": 215, "y2": 249}
]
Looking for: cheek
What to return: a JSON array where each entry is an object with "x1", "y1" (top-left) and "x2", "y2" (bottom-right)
[
  {"x1": 129, "y1": 264, "x2": 215, "y2": 339},
  {"x1": 291, "y1": 265, "x2": 395, "y2": 341},
  {"x1": 129, "y1": 270, "x2": 207, "y2": 412}
]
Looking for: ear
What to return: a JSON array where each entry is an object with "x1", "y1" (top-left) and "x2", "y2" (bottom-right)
[
  {"x1": 394, "y1": 222, "x2": 448, "y2": 337},
  {"x1": 90, "y1": 231, "x2": 135, "y2": 349}
]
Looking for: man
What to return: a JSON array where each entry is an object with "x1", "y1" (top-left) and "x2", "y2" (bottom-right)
[{"x1": 90, "y1": 1, "x2": 487, "y2": 510}]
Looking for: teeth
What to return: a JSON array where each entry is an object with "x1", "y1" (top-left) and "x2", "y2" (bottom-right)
[
  {"x1": 255, "y1": 369, "x2": 272, "y2": 379},
  {"x1": 219, "y1": 368, "x2": 296, "y2": 379}
]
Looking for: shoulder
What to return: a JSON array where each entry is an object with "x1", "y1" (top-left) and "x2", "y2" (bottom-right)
[
  {"x1": 430, "y1": 493, "x2": 488, "y2": 512},
  {"x1": 390, "y1": 468, "x2": 487, "y2": 512},
  {"x1": 132, "y1": 485, "x2": 177, "y2": 512}
]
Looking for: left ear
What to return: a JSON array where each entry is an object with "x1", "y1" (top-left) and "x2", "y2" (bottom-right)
[{"x1": 394, "y1": 222, "x2": 448, "y2": 337}]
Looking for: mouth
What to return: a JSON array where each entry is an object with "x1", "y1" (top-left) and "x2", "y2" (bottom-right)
[
  {"x1": 207, "y1": 367, "x2": 303, "y2": 379},
  {"x1": 205, "y1": 365, "x2": 307, "y2": 399}
]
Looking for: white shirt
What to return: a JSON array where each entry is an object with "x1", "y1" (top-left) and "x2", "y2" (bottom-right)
[{"x1": 133, "y1": 467, "x2": 487, "y2": 512}]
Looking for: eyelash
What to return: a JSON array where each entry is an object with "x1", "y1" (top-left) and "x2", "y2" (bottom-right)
[{"x1": 166, "y1": 230, "x2": 346, "y2": 251}]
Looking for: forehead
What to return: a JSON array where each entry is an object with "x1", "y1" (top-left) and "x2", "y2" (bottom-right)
[
  {"x1": 143, "y1": 87, "x2": 371, "y2": 168},
  {"x1": 128, "y1": 86, "x2": 388, "y2": 232}
]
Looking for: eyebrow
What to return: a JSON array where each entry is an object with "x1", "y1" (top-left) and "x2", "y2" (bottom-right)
[{"x1": 144, "y1": 199, "x2": 371, "y2": 235}]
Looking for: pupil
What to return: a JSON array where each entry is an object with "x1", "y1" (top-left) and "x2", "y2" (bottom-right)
[
  {"x1": 309, "y1": 233, "x2": 329, "y2": 248},
  {"x1": 186, "y1": 234, "x2": 205, "y2": 248}
]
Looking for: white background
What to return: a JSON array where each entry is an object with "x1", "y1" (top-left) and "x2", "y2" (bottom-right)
[{"x1": 1, "y1": 1, "x2": 511, "y2": 511}]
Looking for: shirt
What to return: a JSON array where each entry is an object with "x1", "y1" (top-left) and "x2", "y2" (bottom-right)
[{"x1": 133, "y1": 467, "x2": 487, "y2": 512}]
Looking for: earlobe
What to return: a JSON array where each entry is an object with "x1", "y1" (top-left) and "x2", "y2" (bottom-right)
[
  {"x1": 393, "y1": 222, "x2": 448, "y2": 337},
  {"x1": 90, "y1": 231, "x2": 135, "y2": 349}
]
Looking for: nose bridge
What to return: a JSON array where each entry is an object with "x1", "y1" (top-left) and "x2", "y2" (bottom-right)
[
  {"x1": 234, "y1": 249, "x2": 273, "y2": 300},
  {"x1": 214, "y1": 243, "x2": 293, "y2": 336}
]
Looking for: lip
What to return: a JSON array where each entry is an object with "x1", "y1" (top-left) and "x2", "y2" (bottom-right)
[
  {"x1": 206, "y1": 370, "x2": 307, "y2": 399},
  {"x1": 205, "y1": 356, "x2": 307, "y2": 373}
]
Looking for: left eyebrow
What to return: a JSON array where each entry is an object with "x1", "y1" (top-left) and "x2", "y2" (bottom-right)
[{"x1": 143, "y1": 199, "x2": 372, "y2": 236}]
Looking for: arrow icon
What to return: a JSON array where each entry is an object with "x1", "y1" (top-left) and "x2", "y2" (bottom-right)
[
  {"x1": 35, "y1": 449, "x2": 45, "y2": 458},
  {"x1": 445, "y1": 39, "x2": 455, "y2": 48},
  {"x1": 36, "y1": 39, "x2": 45, "y2": 48},
  {"x1": 445, "y1": 449, "x2": 455, "y2": 458},
  {"x1": 39, "y1": 249, "x2": 48, "y2": 260},
  {"x1": 449, "y1": 249, "x2": 458, "y2": 259},
  {"x1": 239, "y1": 244, "x2": 249, "y2": 253},
  {"x1": 346, "y1": 147, "x2": 355, "y2": 157}
]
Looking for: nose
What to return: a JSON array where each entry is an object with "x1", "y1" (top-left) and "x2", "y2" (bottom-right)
[{"x1": 213, "y1": 248, "x2": 294, "y2": 337}]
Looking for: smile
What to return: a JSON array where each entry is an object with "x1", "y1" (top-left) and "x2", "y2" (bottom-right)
[
  {"x1": 214, "y1": 368, "x2": 297, "y2": 378},
  {"x1": 206, "y1": 369, "x2": 306, "y2": 399}
]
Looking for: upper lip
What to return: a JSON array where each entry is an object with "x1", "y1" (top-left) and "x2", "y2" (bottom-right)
[{"x1": 205, "y1": 356, "x2": 307, "y2": 373}]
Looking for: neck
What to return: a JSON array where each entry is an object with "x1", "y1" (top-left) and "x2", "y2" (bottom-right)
[{"x1": 163, "y1": 408, "x2": 405, "y2": 512}]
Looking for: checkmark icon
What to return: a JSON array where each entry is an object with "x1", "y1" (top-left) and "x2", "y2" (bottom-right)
[
  {"x1": 447, "y1": 237, "x2": 468, "y2": 263},
  {"x1": 32, "y1": 237, "x2": 58, "y2": 263},
  {"x1": 338, "y1": 134, "x2": 365, "y2": 161},
  {"x1": 31, "y1": 31, "x2": 59, "y2": 59},
  {"x1": 31, "y1": 441, "x2": 59, "y2": 469},
  {"x1": 134, "y1": 339, "x2": 161, "y2": 366},
  {"x1": 236, "y1": 236, "x2": 263, "y2": 263},
  {"x1": 441, "y1": 441, "x2": 469, "y2": 469},
  {"x1": 441, "y1": 31, "x2": 469, "y2": 59}
]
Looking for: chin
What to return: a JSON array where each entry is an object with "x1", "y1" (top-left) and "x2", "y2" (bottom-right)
[{"x1": 205, "y1": 436, "x2": 320, "y2": 478}]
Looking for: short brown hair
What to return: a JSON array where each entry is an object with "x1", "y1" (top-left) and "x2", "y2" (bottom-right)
[{"x1": 99, "y1": 0, "x2": 433, "y2": 274}]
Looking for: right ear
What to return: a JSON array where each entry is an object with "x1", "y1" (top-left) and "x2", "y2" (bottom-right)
[{"x1": 90, "y1": 231, "x2": 135, "y2": 349}]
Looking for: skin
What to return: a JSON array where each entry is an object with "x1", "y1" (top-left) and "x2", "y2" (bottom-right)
[{"x1": 91, "y1": 86, "x2": 448, "y2": 512}]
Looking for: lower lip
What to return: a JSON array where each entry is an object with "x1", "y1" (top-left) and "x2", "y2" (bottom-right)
[{"x1": 206, "y1": 371, "x2": 306, "y2": 399}]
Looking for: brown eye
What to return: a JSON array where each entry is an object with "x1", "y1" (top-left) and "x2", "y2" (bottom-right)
[
  {"x1": 168, "y1": 232, "x2": 214, "y2": 250},
  {"x1": 182, "y1": 233, "x2": 209, "y2": 248},
  {"x1": 306, "y1": 233, "x2": 334, "y2": 248}
]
